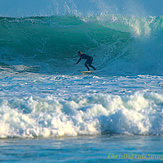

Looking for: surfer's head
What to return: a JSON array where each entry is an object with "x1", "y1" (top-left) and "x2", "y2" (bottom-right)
[{"x1": 78, "y1": 51, "x2": 82, "y2": 56}]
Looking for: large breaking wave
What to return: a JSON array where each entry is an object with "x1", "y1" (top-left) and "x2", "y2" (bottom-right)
[{"x1": 0, "y1": 14, "x2": 162, "y2": 75}]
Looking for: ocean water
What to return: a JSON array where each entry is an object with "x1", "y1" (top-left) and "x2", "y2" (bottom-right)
[{"x1": 0, "y1": 0, "x2": 163, "y2": 162}]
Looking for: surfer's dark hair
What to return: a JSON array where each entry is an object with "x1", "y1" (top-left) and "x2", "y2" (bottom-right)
[{"x1": 78, "y1": 51, "x2": 82, "y2": 54}]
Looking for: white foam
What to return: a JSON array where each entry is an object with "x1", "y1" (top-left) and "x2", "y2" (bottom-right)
[{"x1": 0, "y1": 90, "x2": 162, "y2": 138}]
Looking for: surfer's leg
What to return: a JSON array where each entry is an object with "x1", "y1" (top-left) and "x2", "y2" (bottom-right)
[
  {"x1": 88, "y1": 58, "x2": 96, "y2": 70},
  {"x1": 84, "y1": 61, "x2": 90, "y2": 71},
  {"x1": 89, "y1": 65, "x2": 96, "y2": 70}
]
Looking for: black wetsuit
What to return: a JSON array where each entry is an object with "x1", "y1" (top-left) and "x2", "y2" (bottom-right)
[{"x1": 76, "y1": 54, "x2": 96, "y2": 71}]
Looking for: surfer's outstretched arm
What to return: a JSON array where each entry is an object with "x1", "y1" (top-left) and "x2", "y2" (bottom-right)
[{"x1": 74, "y1": 57, "x2": 81, "y2": 65}]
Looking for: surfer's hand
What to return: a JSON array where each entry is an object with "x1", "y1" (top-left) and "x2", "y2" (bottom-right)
[{"x1": 74, "y1": 63, "x2": 77, "y2": 65}]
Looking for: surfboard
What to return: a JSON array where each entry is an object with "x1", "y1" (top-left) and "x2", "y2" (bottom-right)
[{"x1": 81, "y1": 70, "x2": 96, "y2": 74}]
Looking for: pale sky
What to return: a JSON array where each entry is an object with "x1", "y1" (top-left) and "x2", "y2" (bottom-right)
[{"x1": 0, "y1": 0, "x2": 162, "y2": 17}]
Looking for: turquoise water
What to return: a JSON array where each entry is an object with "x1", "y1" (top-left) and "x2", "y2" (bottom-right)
[{"x1": 0, "y1": 0, "x2": 163, "y2": 162}]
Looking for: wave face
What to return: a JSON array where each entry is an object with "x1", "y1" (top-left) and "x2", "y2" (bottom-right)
[{"x1": 0, "y1": 15, "x2": 162, "y2": 75}]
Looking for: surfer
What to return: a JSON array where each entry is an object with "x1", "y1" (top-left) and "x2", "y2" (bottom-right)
[{"x1": 74, "y1": 51, "x2": 96, "y2": 71}]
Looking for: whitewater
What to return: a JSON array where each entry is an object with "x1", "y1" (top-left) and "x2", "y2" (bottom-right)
[{"x1": 0, "y1": 0, "x2": 163, "y2": 162}]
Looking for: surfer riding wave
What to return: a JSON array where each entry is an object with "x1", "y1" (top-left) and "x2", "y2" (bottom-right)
[{"x1": 74, "y1": 51, "x2": 96, "y2": 71}]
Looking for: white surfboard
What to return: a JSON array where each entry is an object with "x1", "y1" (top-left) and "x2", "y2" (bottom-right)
[{"x1": 81, "y1": 70, "x2": 96, "y2": 74}]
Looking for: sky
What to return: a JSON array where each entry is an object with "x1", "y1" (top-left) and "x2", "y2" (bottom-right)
[{"x1": 0, "y1": 0, "x2": 162, "y2": 17}]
